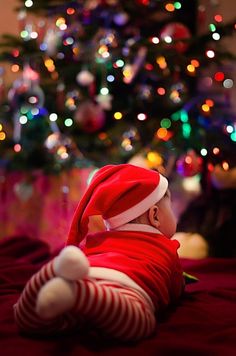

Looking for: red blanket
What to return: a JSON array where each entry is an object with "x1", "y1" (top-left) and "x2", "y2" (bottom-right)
[{"x1": 1, "y1": 235, "x2": 236, "y2": 355}]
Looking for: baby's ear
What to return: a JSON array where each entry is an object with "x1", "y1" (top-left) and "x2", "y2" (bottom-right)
[{"x1": 148, "y1": 205, "x2": 160, "y2": 228}]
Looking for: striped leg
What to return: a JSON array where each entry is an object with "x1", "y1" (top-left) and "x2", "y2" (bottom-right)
[
  {"x1": 73, "y1": 279, "x2": 156, "y2": 341},
  {"x1": 14, "y1": 246, "x2": 89, "y2": 334}
]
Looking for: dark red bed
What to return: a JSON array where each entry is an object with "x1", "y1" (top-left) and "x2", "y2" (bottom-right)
[{"x1": 1, "y1": 235, "x2": 236, "y2": 356}]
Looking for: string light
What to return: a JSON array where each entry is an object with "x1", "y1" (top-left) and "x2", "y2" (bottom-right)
[
  {"x1": 165, "y1": 3, "x2": 175, "y2": 12},
  {"x1": 156, "y1": 56, "x2": 167, "y2": 69},
  {"x1": 11, "y1": 64, "x2": 20, "y2": 73},
  {"x1": 209, "y1": 23, "x2": 216, "y2": 32},
  {"x1": 19, "y1": 115, "x2": 28, "y2": 124},
  {"x1": 49, "y1": 113, "x2": 58, "y2": 122},
  {"x1": 212, "y1": 33, "x2": 220, "y2": 40},
  {"x1": 182, "y1": 123, "x2": 191, "y2": 138},
  {"x1": 115, "y1": 59, "x2": 124, "y2": 67},
  {"x1": 100, "y1": 87, "x2": 109, "y2": 95},
  {"x1": 12, "y1": 49, "x2": 20, "y2": 57},
  {"x1": 191, "y1": 59, "x2": 200, "y2": 67},
  {"x1": 206, "y1": 50, "x2": 215, "y2": 58},
  {"x1": 0, "y1": 131, "x2": 6, "y2": 141},
  {"x1": 56, "y1": 17, "x2": 67, "y2": 30},
  {"x1": 137, "y1": 113, "x2": 147, "y2": 121},
  {"x1": 14, "y1": 144, "x2": 22, "y2": 152},
  {"x1": 145, "y1": 63, "x2": 153, "y2": 71},
  {"x1": 25, "y1": 0, "x2": 33, "y2": 8},
  {"x1": 214, "y1": 14, "x2": 223, "y2": 22},
  {"x1": 205, "y1": 99, "x2": 214, "y2": 107},
  {"x1": 160, "y1": 118, "x2": 171, "y2": 128},
  {"x1": 230, "y1": 132, "x2": 236, "y2": 141},
  {"x1": 107, "y1": 75, "x2": 115, "y2": 82},
  {"x1": 180, "y1": 110, "x2": 189, "y2": 122},
  {"x1": 157, "y1": 87, "x2": 166, "y2": 95},
  {"x1": 114, "y1": 112, "x2": 123, "y2": 120},
  {"x1": 174, "y1": 2, "x2": 182, "y2": 10},
  {"x1": 64, "y1": 118, "x2": 73, "y2": 127},
  {"x1": 226, "y1": 125, "x2": 234, "y2": 133},
  {"x1": 223, "y1": 79, "x2": 233, "y2": 88},
  {"x1": 213, "y1": 147, "x2": 220, "y2": 155},
  {"x1": 200, "y1": 148, "x2": 207, "y2": 156},
  {"x1": 151, "y1": 37, "x2": 159, "y2": 44},
  {"x1": 147, "y1": 151, "x2": 163, "y2": 166},
  {"x1": 187, "y1": 64, "x2": 196, "y2": 74},
  {"x1": 201, "y1": 104, "x2": 210, "y2": 113},
  {"x1": 67, "y1": 7, "x2": 75, "y2": 15},
  {"x1": 156, "y1": 127, "x2": 167, "y2": 139},
  {"x1": 214, "y1": 71, "x2": 224, "y2": 81},
  {"x1": 222, "y1": 161, "x2": 229, "y2": 171}
]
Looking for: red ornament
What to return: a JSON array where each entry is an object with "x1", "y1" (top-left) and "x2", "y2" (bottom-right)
[
  {"x1": 160, "y1": 22, "x2": 191, "y2": 53},
  {"x1": 74, "y1": 101, "x2": 105, "y2": 133},
  {"x1": 176, "y1": 150, "x2": 203, "y2": 177}
]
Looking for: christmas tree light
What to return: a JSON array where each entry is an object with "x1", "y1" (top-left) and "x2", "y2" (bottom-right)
[{"x1": 0, "y1": 0, "x2": 235, "y2": 175}]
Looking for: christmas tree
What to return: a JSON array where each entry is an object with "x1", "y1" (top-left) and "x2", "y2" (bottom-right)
[{"x1": 0, "y1": 0, "x2": 235, "y2": 176}]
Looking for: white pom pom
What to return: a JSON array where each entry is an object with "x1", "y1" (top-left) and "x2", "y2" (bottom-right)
[
  {"x1": 36, "y1": 277, "x2": 77, "y2": 319},
  {"x1": 54, "y1": 246, "x2": 89, "y2": 280}
]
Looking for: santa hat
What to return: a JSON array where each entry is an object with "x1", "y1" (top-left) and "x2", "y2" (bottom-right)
[{"x1": 67, "y1": 164, "x2": 168, "y2": 246}]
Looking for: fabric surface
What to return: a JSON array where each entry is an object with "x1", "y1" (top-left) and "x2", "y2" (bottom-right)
[{"x1": 1, "y1": 235, "x2": 236, "y2": 356}]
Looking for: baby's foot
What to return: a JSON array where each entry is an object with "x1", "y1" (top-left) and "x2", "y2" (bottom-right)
[
  {"x1": 54, "y1": 245, "x2": 89, "y2": 280},
  {"x1": 36, "y1": 277, "x2": 77, "y2": 319}
]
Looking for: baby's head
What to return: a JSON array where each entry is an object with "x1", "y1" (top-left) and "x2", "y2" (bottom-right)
[
  {"x1": 67, "y1": 164, "x2": 177, "y2": 245},
  {"x1": 130, "y1": 188, "x2": 177, "y2": 238}
]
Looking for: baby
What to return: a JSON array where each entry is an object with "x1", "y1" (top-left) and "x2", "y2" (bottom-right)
[{"x1": 14, "y1": 164, "x2": 184, "y2": 341}]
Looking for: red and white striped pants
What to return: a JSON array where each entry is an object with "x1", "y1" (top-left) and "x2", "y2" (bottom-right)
[{"x1": 14, "y1": 260, "x2": 156, "y2": 341}]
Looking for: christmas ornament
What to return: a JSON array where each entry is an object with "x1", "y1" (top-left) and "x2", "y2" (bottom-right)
[
  {"x1": 160, "y1": 22, "x2": 191, "y2": 53},
  {"x1": 76, "y1": 70, "x2": 95, "y2": 86},
  {"x1": 176, "y1": 150, "x2": 203, "y2": 177},
  {"x1": 74, "y1": 101, "x2": 105, "y2": 133}
]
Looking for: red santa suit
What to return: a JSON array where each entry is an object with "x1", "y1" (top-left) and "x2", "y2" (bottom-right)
[{"x1": 83, "y1": 224, "x2": 183, "y2": 311}]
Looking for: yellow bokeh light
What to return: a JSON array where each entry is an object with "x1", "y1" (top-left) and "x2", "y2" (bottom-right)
[
  {"x1": 0, "y1": 131, "x2": 6, "y2": 140},
  {"x1": 222, "y1": 161, "x2": 229, "y2": 171},
  {"x1": 187, "y1": 64, "x2": 195, "y2": 73},
  {"x1": 201, "y1": 104, "x2": 210, "y2": 112},
  {"x1": 147, "y1": 151, "x2": 163, "y2": 166},
  {"x1": 114, "y1": 112, "x2": 123, "y2": 120},
  {"x1": 11, "y1": 64, "x2": 20, "y2": 73}
]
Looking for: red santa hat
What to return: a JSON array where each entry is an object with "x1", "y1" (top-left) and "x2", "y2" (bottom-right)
[{"x1": 67, "y1": 164, "x2": 168, "y2": 246}]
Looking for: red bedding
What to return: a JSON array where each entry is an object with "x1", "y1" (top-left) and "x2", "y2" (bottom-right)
[{"x1": 1, "y1": 235, "x2": 236, "y2": 356}]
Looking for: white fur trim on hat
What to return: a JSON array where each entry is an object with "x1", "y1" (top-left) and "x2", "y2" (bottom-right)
[{"x1": 105, "y1": 173, "x2": 168, "y2": 230}]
